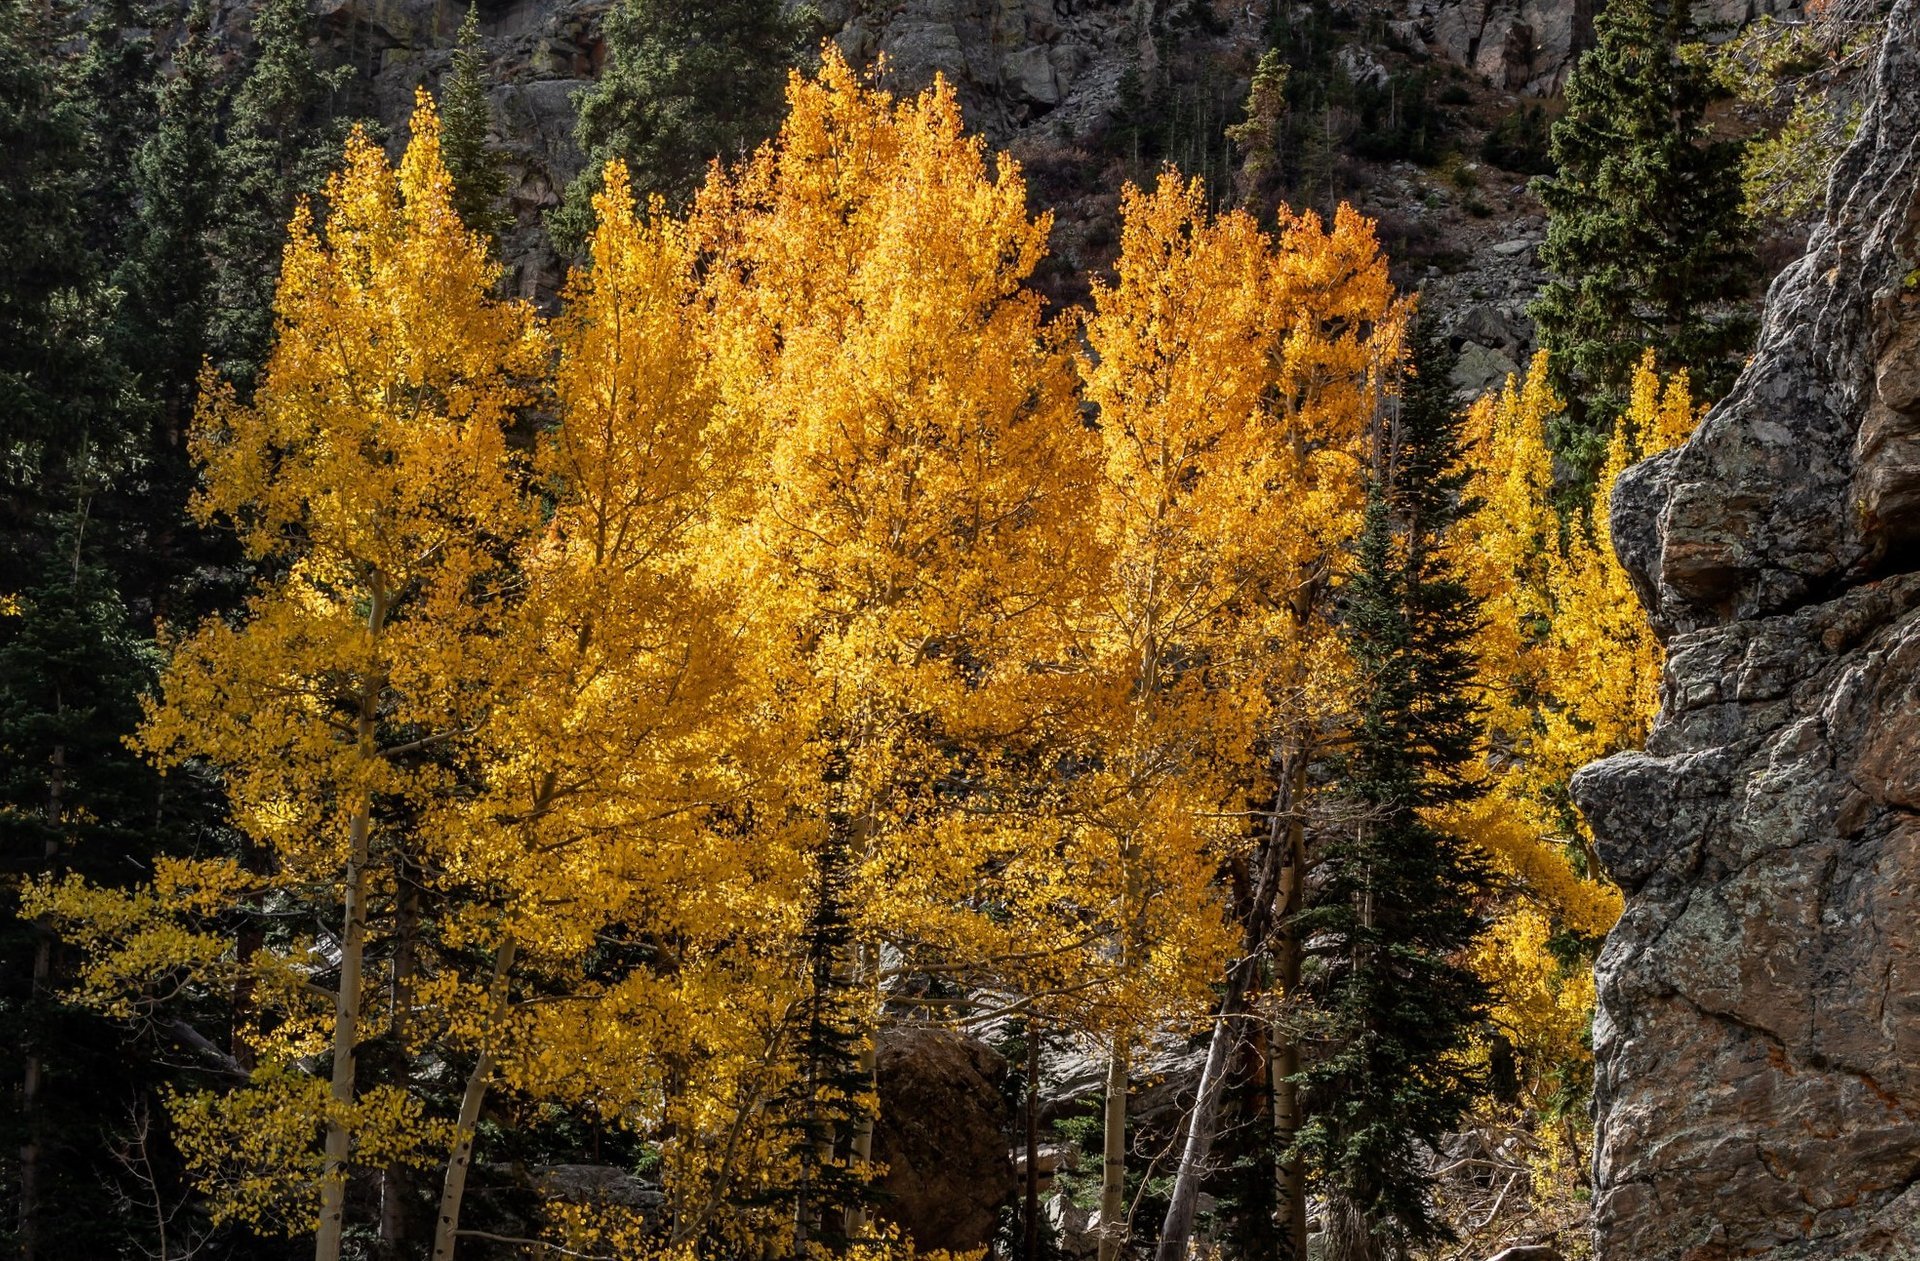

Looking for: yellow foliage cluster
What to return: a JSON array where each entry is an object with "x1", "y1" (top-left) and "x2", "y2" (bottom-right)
[
  {"x1": 1453, "y1": 349, "x2": 1701, "y2": 1097},
  {"x1": 18, "y1": 47, "x2": 1632, "y2": 1261}
]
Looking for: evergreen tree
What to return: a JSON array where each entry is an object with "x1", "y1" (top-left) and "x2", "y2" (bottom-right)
[
  {"x1": 775, "y1": 799, "x2": 877, "y2": 1251},
  {"x1": 548, "y1": 0, "x2": 808, "y2": 252},
  {"x1": 0, "y1": 526, "x2": 191, "y2": 1261},
  {"x1": 117, "y1": 0, "x2": 219, "y2": 435},
  {"x1": 439, "y1": 5, "x2": 511, "y2": 243},
  {"x1": 209, "y1": 0, "x2": 348, "y2": 386},
  {"x1": 110, "y1": 0, "x2": 231, "y2": 622},
  {"x1": 1530, "y1": 0, "x2": 1755, "y2": 437},
  {"x1": 76, "y1": 0, "x2": 161, "y2": 261},
  {"x1": 1226, "y1": 49, "x2": 1289, "y2": 211},
  {"x1": 1292, "y1": 323, "x2": 1491, "y2": 1261},
  {"x1": 0, "y1": 0, "x2": 133, "y2": 575}
]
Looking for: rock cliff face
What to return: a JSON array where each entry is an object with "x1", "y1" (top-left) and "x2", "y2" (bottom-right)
[{"x1": 1571, "y1": 3, "x2": 1920, "y2": 1256}]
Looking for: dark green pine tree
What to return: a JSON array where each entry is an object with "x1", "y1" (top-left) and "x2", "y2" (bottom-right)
[
  {"x1": 1530, "y1": 0, "x2": 1755, "y2": 444},
  {"x1": 111, "y1": 0, "x2": 231, "y2": 622},
  {"x1": 209, "y1": 0, "x2": 349, "y2": 387},
  {"x1": 548, "y1": 0, "x2": 809, "y2": 253},
  {"x1": 0, "y1": 0, "x2": 135, "y2": 579},
  {"x1": 769, "y1": 753, "x2": 877, "y2": 1253},
  {"x1": 1292, "y1": 324, "x2": 1492, "y2": 1261},
  {"x1": 117, "y1": 0, "x2": 220, "y2": 434},
  {"x1": 76, "y1": 0, "x2": 162, "y2": 260},
  {"x1": 440, "y1": 6, "x2": 512, "y2": 243},
  {"x1": 0, "y1": 529, "x2": 197, "y2": 1261}
]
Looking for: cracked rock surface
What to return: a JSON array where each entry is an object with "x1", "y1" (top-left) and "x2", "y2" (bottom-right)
[{"x1": 1572, "y1": 3, "x2": 1920, "y2": 1257}]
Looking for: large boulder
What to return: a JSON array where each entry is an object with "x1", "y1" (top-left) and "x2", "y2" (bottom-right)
[
  {"x1": 1572, "y1": 5, "x2": 1920, "y2": 1257},
  {"x1": 872, "y1": 1027, "x2": 1018, "y2": 1252}
]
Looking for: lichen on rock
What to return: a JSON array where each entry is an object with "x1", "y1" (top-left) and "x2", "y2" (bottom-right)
[{"x1": 1573, "y1": 3, "x2": 1920, "y2": 1255}]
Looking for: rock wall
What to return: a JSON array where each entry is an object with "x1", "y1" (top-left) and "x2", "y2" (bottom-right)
[{"x1": 1571, "y1": 2, "x2": 1920, "y2": 1256}]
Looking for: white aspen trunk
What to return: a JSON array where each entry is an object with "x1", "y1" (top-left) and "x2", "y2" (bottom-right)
[
  {"x1": 842, "y1": 940, "x2": 879, "y2": 1242},
  {"x1": 1157, "y1": 767, "x2": 1295, "y2": 1261},
  {"x1": 1098, "y1": 1037, "x2": 1129, "y2": 1261},
  {"x1": 316, "y1": 593, "x2": 386, "y2": 1261},
  {"x1": 430, "y1": 938, "x2": 517, "y2": 1261},
  {"x1": 314, "y1": 796, "x2": 372, "y2": 1261}
]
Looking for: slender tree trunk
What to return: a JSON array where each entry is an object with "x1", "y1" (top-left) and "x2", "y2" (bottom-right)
[
  {"x1": 19, "y1": 736, "x2": 64, "y2": 1261},
  {"x1": 1156, "y1": 770, "x2": 1292, "y2": 1261},
  {"x1": 315, "y1": 647, "x2": 383, "y2": 1261},
  {"x1": 842, "y1": 941, "x2": 879, "y2": 1242},
  {"x1": 1272, "y1": 762, "x2": 1308, "y2": 1261},
  {"x1": 315, "y1": 799, "x2": 372, "y2": 1261},
  {"x1": 380, "y1": 866, "x2": 423, "y2": 1257},
  {"x1": 430, "y1": 938, "x2": 517, "y2": 1261},
  {"x1": 1098, "y1": 1037, "x2": 1128, "y2": 1261},
  {"x1": 1025, "y1": 1024, "x2": 1041, "y2": 1261}
]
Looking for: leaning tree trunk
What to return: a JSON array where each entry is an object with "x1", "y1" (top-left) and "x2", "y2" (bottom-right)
[
  {"x1": 1155, "y1": 763, "x2": 1296, "y2": 1261},
  {"x1": 430, "y1": 938, "x2": 518, "y2": 1261}
]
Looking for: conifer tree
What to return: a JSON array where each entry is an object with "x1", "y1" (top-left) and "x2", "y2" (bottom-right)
[
  {"x1": 1531, "y1": 0, "x2": 1755, "y2": 434},
  {"x1": 1227, "y1": 50, "x2": 1289, "y2": 210},
  {"x1": 1292, "y1": 321, "x2": 1490, "y2": 1261},
  {"x1": 210, "y1": 0, "x2": 349, "y2": 386},
  {"x1": 108, "y1": 0, "x2": 230, "y2": 620},
  {"x1": 549, "y1": 0, "x2": 807, "y2": 252},
  {"x1": 439, "y1": 6, "x2": 511, "y2": 243},
  {"x1": 0, "y1": 531, "x2": 178, "y2": 1261},
  {"x1": 118, "y1": 0, "x2": 219, "y2": 433},
  {"x1": 76, "y1": 0, "x2": 160, "y2": 260},
  {"x1": 779, "y1": 822, "x2": 875, "y2": 1252},
  {"x1": 0, "y1": 0, "x2": 124, "y2": 552}
]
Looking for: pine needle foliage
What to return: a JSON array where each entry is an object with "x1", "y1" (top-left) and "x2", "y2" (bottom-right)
[
  {"x1": 1530, "y1": 0, "x2": 1755, "y2": 439},
  {"x1": 439, "y1": 6, "x2": 511, "y2": 244},
  {"x1": 1293, "y1": 321, "x2": 1491, "y2": 1258}
]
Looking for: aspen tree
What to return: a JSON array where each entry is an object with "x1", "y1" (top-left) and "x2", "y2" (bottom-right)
[
  {"x1": 437, "y1": 159, "x2": 809, "y2": 1258},
  {"x1": 1071, "y1": 176, "x2": 1407, "y2": 1261},
  {"x1": 31, "y1": 96, "x2": 545, "y2": 1259},
  {"x1": 695, "y1": 51, "x2": 1097, "y2": 1241},
  {"x1": 1071, "y1": 176, "x2": 1280, "y2": 1260},
  {"x1": 1452, "y1": 350, "x2": 1700, "y2": 1098}
]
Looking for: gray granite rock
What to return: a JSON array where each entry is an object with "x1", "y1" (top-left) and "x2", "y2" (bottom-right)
[{"x1": 1573, "y1": 4, "x2": 1920, "y2": 1257}]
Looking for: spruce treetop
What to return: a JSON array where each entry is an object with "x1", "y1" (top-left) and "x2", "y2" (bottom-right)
[{"x1": 1531, "y1": 0, "x2": 1755, "y2": 439}]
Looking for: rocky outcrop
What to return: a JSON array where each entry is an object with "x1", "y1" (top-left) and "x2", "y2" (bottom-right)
[
  {"x1": 1571, "y1": 3, "x2": 1920, "y2": 1257},
  {"x1": 1407, "y1": 0, "x2": 1801, "y2": 94},
  {"x1": 871, "y1": 1027, "x2": 1018, "y2": 1251}
]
